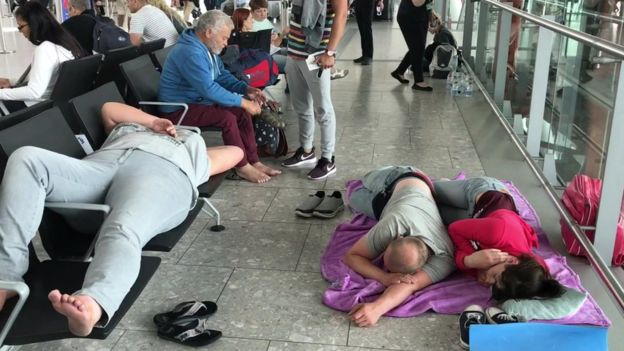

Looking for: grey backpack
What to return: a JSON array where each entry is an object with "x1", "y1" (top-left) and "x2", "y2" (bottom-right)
[{"x1": 430, "y1": 44, "x2": 457, "y2": 79}]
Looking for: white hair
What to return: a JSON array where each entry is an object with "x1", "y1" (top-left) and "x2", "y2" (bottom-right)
[{"x1": 196, "y1": 10, "x2": 234, "y2": 33}]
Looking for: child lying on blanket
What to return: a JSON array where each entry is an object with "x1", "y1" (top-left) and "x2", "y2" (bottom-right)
[
  {"x1": 343, "y1": 166, "x2": 456, "y2": 327},
  {"x1": 433, "y1": 176, "x2": 565, "y2": 301}
]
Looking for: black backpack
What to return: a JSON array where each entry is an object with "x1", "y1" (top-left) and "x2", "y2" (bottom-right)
[{"x1": 92, "y1": 16, "x2": 131, "y2": 53}]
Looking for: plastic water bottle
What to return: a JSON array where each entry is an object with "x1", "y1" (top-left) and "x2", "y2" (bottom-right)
[
  {"x1": 450, "y1": 54, "x2": 458, "y2": 71},
  {"x1": 376, "y1": 5, "x2": 382, "y2": 16},
  {"x1": 464, "y1": 79, "x2": 474, "y2": 97},
  {"x1": 446, "y1": 71, "x2": 454, "y2": 90},
  {"x1": 451, "y1": 79, "x2": 460, "y2": 96}
]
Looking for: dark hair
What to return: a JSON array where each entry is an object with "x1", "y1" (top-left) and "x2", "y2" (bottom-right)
[
  {"x1": 231, "y1": 8, "x2": 251, "y2": 31},
  {"x1": 249, "y1": 0, "x2": 268, "y2": 11},
  {"x1": 491, "y1": 254, "x2": 565, "y2": 301},
  {"x1": 15, "y1": 2, "x2": 87, "y2": 58}
]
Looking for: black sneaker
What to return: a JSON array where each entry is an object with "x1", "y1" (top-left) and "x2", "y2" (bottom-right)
[
  {"x1": 307, "y1": 156, "x2": 336, "y2": 180},
  {"x1": 282, "y1": 147, "x2": 317, "y2": 168},
  {"x1": 353, "y1": 56, "x2": 366, "y2": 63},
  {"x1": 485, "y1": 307, "x2": 521, "y2": 324},
  {"x1": 458, "y1": 304, "x2": 486, "y2": 349}
]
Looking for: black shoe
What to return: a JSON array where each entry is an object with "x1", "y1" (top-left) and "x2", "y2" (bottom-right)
[
  {"x1": 391, "y1": 71, "x2": 409, "y2": 84},
  {"x1": 459, "y1": 304, "x2": 486, "y2": 349},
  {"x1": 353, "y1": 56, "x2": 372, "y2": 65},
  {"x1": 307, "y1": 156, "x2": 336, "y2": 180},
  {"x1": 412, "y1": 84, "x2": 433, "y2": 92},
  {"x1": 282, "y1": 147, "x2": 316, "y2": 168}
]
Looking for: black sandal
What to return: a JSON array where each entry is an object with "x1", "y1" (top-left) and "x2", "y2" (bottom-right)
[
  {"x1": 153, "y1": 301, "x2": 218, "y2": 328},
  {"x1": 157, "y1": 317, "x2": 222, "y2": 347}
]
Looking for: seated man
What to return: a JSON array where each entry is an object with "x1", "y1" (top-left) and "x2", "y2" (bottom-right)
[
  {"x1": 127, "y1": 0, "x2": 179, "y2": 47},
  {"x1": 0, "y1": 103, "x2": 242, "y2": 336},
  {"x1": 62, "y1": 0, "x2": 98, "y2": 53},
  {"x1": 159, "y1": 10, "x2": 280, "y2": 183},
  {"x1": 343, "y1": 166, "x2": 456, "y2": 327}
]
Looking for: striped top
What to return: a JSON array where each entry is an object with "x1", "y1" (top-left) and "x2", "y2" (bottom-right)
[{"x1": 287, "y1": 3, "x2": 335, "y2": 60}]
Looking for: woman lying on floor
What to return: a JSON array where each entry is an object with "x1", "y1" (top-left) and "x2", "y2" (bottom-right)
[{"x1": 433, "y1": 176, "x2": 565, "y2": 301}]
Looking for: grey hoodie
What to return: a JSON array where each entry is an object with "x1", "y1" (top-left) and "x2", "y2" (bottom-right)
[{"x1": 291, "y1": 0, "x2": 327, "y2": 49}]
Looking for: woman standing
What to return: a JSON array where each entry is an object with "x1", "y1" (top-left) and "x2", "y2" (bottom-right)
[
  {"x1": 0, "y1": 2, "x2": 87, "y2": 113},
  {"x1": 391, "y1": 0, "x2": 433, "y2": 91}
]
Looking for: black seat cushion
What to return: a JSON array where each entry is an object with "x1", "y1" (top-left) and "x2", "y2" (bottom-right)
[{"x1": 0, "y1": 256, "x2": 160, "y2": 345}]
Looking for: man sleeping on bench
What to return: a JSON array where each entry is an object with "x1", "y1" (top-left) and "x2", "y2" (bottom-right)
[
  {"x1": 343, "y1": 166, "x2": 456, "y2": 327},
  {"x1": 0, "y1": 102, "x2": 243, "y2": 336}
]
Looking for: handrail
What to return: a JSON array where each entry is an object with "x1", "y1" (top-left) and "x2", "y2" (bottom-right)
[
  {"x1": 534, "y1": 0, "x2": 624, "y2": 24},
  {"x1": 483, "y1": 0, "x2": 624, "y2": 59},
  {"x1": 464, "y1": 60, "x2": 624, "y2": 313}
]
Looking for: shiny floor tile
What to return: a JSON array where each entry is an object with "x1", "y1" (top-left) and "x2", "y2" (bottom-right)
[
  {"x1": 209, "y1": 268, "x2": 349, "y2": 344},
  {"x1": 179, "y1": 220, "x2": 310, "y2": 270}
]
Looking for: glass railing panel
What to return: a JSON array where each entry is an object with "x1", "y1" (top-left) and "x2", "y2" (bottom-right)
[{"x1": 545, "y1": 37, "x2": 619, "y2": 183}]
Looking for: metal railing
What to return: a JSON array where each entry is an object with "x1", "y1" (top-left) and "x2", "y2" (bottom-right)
[{"x1": 462, "y1": 0, "x2": 624, "y2": 314}]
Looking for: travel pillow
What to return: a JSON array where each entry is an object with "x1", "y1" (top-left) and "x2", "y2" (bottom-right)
[{"x1": 501, "y1": 287, "x2": 587, "y2": 321}]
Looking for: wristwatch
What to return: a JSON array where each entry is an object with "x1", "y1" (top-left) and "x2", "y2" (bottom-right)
[{"x1": 325, "y1": 50, "x2": 337, "y2": 57}]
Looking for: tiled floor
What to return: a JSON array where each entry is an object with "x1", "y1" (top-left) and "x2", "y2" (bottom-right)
[{"x1": 9, "y1": 12, "x2": 623, "y2": 351}]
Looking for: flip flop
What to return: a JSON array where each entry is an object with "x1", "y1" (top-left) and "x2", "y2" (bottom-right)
[
  {"x1": 157, "y1": 317, "x2": 222, "y2": 347},
  {"x1": 153, "y1": 301, "x2": 218, "y2": 328}
]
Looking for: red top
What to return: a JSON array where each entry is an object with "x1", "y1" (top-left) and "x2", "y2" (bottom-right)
[{"x1": 448, "y1": 209, "x2": 546, "y2": 276}]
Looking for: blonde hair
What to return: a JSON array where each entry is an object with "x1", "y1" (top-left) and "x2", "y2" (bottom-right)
[{"x1": 147, "y1": 0, "x2": 187, "y2": 29}]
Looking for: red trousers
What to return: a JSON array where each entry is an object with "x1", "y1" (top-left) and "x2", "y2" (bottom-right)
[{"x1": 161, "y1": 104, "x2": 259, "y2": 168}]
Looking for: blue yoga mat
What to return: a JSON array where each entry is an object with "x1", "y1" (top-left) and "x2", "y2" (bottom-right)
[{"x1": 470, "y1": 323, "x2": 608, "y2": 351}]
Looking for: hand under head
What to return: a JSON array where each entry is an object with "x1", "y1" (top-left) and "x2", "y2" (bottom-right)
[
  {"x1": 488, "y1": 254, "x2": 565, "y2": 301},
  {"x1": 383, "y1": 236, "x2": 430, "y2": 274}
]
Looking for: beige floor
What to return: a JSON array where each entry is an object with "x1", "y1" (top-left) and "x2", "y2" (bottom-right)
[{"x1": 3, "y1": 9, "x2": 622, "y2": 351}]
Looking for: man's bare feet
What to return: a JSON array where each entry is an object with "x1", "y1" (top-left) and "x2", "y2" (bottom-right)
[
  {"x1": 253, "y1": 162, "x2": 282, "y2": 176},
  {"x1": 0, "y1": 289, "x2": 17, "y2": 311},
  {"x1": 48, "y1": 289, "x2": 102, "y2": 336},
  {"x1": 236, "y1": 164, "x2": 271, "y2": 183}
]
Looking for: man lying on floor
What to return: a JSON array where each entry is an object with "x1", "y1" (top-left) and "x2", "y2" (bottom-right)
[
  {"x1": 0, "y1": 102, "x2": 243, "y2": 336},
  {"x1": 343, "y1": 166, "x2": 456, "y2": 327}
]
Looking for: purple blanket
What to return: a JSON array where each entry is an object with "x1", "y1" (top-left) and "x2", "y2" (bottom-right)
[{"x1": 321, "y1": 178, "x2": 611, "y2": 326}]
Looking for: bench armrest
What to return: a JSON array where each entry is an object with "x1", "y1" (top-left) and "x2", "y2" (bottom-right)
[
  {"x1": 138, "y1": 101, "x2": 189, "y2": 126},
  {"x1": 0, "y1": 281, "x2": 29, "y2": 346},
  {"x1": 44, "y1": 202, "x2": 111, "y2": 261}
]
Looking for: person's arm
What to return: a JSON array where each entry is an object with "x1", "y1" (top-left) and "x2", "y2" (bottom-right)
[
  {"x1": 343, "y1": 236, "x2": 393, "y2": 285},
  {"x1": 128, "y1": 12, "x2": 145, "y2": 46},
  {"x1": 214, "y1": 57, "x2": 248, "y2": 94},
  {"x1": 183, "y1": 52, "x2": 243, "y2": 107},
  {"x1": 101, "y1": 102, "x2": 176, "y2": 136},
  {"x1": 129, "y1": 33, "x2": 143, "y2": 46},
  {"x1": 349, "y1": 270, "x2": 433, "y2": 327},
  {"x1": 448, "y1": 217, "x2": 511, "y2": 273},
  {"x1": 0, "y1": 43, "x2": 56, "y2": 102},
  {"x1": 343, "y1": 215, "x2": 406, "y2": 286},
  {"x1": 316, "y1": 0, "x2": 348, "y2": 69}
]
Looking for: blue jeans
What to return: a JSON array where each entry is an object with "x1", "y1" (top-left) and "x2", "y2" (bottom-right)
[
  {"x1": 433, "y1": 177, "x2": 510, "y2": 223},
  {"x1": 349, "y1": 166, "x2": 424, "y2": 219},
  {"x1": 0, "y1": 147, "x2": 193, "y2": 324}
]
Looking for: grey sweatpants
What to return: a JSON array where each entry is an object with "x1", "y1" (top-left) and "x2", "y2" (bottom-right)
[
  {"x1": 285, "y1": 57, "x2": 336, "y2": 159},
  {"x1": 0, "y1": 147, "x2": 193, "y2": 324}
]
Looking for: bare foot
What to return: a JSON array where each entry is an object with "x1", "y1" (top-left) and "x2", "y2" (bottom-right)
[
  {"x1": 253, "y1": 162, "x2": 282, "y2": 176},
  {"x1": 48, "y1": 289, "x2": 102, "y2": 336},
  {"x1": 0, "y1": 289, "x2": 17, "y2": 311},
  {"x1": 236, "y1": 164, "x2": 271, "y2": 183}
]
